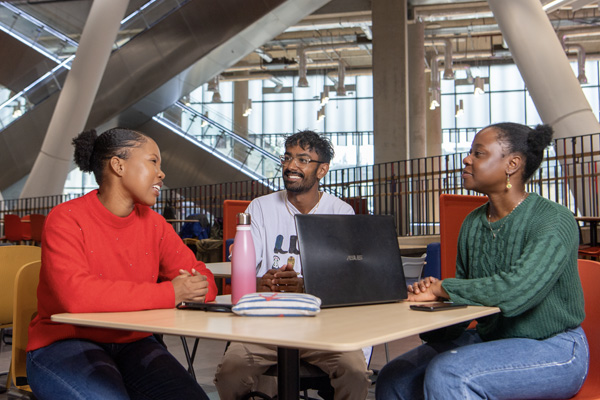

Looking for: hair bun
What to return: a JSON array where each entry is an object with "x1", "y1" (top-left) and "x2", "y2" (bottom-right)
[{"x1": 72, "y1": 129, "x2": 98, "y2": 172}]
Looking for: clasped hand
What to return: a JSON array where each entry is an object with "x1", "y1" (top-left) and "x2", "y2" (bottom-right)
[
  {"x1": 407, "y1": 276, "x2": 448, "y2": 302},
  {"x1": 258, "y1": 263, "x2": 304, "y2": 293},
  {"x1": 172, "y1": 269, "x2": 209, "y2": 305}
]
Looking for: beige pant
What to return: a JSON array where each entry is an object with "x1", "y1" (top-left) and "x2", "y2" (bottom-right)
[{"x1": 214, "y1": 342, "x2": 371, "y2": 400}]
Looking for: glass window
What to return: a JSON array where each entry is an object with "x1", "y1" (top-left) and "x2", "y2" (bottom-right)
[
  {"x1": 263, "y1": 101, "x2": 293, "y2": 134},
  {"x1": 356, "y1": 75, "x2": 373, "y2": 97},
  {"x1": 441, "y1": 94, "x2": 456, "y2": 129},
  {"x1": 357, "y1": 99, "x2": 373, "y2": 131},
  {"x1": 324, "y1": 98, "x2": 357, "y2": 133},
  {"x1": 456, "y1": 94, "x2": 489, "y2": 129},
  {"x1": 525, "y1": 93, "x2": 543, "y2": 126},
  {"x1": 489, "y1": 64, "x2": 525, "y2": 91},
  {"x1": 247, "y1": 101, "x2": 263, "y2": 134},
  {"x1": 294, "y1": 100, "x2": 320, "y2": 132},
  {"x1": 582, "y1": 87, "x2": 600, "y2": 119},
  {"x1": 490, "y1": 91, "x2": 526, "y2": 124}
]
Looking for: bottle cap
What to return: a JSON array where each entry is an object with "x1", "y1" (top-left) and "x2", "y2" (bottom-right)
[{"x1": 236, "y1": 212, "x2": 251, "y2": 225}]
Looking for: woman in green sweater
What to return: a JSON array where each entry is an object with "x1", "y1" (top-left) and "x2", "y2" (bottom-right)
[{"x1": 376, "y1": 123, "x2": 589, "y2": 399}]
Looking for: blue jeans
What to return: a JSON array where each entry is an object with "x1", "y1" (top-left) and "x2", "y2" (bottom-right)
[
  {"x1": 376, "y1": 327, "x2": 589, "y2": 400},
  {"x1": 27, "y1": 336, "x2": 208, "y2": 400}
]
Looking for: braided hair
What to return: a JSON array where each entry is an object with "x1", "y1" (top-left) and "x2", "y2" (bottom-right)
[{"x1": 72, "y1": 128, "x2": 147, "y2": 185}]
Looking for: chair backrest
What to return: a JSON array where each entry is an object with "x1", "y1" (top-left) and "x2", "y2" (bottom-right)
[
  {"x1": 4, "y1": 214, "x2": 25, "y2": 243},
  {"x1": 0, "y1": 245, "x2": 41, "y2": 326},
  {"x1": 402, "y1": 254, "x2": 427, "y2": 286},
  {"x1": 572, "y1": 259, "x2": 600, "y2": 399},
  {"x1": 28, "y1": 214, "x2": 46, "y2": 244},
  {"x1": 439, "y1": 194, "x2": 488, "y2": 279},
  {"x1": 11, "y1": 260, "x2": 41, "y2": 389},
  {"x1": 222, "y1": 200, "x2": 251, "y2": 260}
]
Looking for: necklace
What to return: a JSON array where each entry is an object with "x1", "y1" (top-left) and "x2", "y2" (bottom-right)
[
  {"x1": 486, "y1": 192, "x2": 528, "y2": 239},
  {"x1": 284, "y1": 190, "x2": 323, "y2": 216}
]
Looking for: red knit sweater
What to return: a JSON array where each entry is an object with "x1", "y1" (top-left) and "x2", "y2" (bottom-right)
[{"x1": 28, "y1": 190, "x2": 217, "y2": 351}]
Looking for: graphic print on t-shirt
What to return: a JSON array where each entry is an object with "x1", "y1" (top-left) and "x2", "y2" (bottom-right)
[{"x1": 271, "y1": 234, "x2": 300, "y2": 270}]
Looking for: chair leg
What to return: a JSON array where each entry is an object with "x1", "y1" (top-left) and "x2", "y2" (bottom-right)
[
  {"x1": 179, "y1": 337, "x2": 197, "y2": 381},
  {"x1": 384, "y1": 342, "x2": 390, "y2": 363}
]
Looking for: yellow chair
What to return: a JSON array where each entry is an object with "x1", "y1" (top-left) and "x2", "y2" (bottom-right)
[
  {"x1": 10, "y1": 260, "x2": 41, "y2": 396},
  {"x1": 0, "y1": 246, "x2": 41, "y2": 390}
]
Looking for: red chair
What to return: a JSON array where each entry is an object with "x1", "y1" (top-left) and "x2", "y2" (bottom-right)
[
  {"x1": 571, "y1": 259, "x2": 600, "y2": 399},
  {"x1": 21, "y1": 214, "x2": 45, "y2": 246},
  {"x1": 222, "y1": 200, "x2": 251, "y2": 294},
  {"x1": 439, "y1": 194, "x2": 488, "y2": 279},
  {"x1": 0, "y1": 214, "x2": 25, "y2": 245}
]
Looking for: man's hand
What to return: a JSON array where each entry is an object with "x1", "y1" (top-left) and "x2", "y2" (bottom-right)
[
  {"x1": 258, "y1": 262, "x2": 304, "y2": 293},
  {"x1": 172, "y1": 269, "x2": 209, "y2": 305}
]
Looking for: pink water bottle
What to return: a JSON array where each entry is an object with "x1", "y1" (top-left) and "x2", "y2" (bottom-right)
[{"x1": 231, "y1": 212, "x2": 256, "y2": 304}]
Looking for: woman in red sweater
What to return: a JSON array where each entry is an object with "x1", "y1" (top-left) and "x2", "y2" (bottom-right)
[{"x1": 26, "y1": 128, "x2": 217, "y2": 399}]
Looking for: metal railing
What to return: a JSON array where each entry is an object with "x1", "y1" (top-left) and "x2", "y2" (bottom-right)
[
  {"x1": 1, "y1": 133, "x2": 598, "y2": 237},
  {"x1": 0, "y1": 0, "x2": 189, "y2": 129}
]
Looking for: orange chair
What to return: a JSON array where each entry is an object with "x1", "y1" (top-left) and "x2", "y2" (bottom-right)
[
  {"x1": 571, "y1": 259, "x2": 600, "y2": 399},
  {"x1": 222, "y1": 200, "x2": 252, "y2": 261},
  {"x1": 0, "y1": 214, "x2": 25, "y2": 245},
  {"x1": 222, "y1": 200, "x2": 251, "y2": 294},
  {"x1": 439, "y1": 194, "x2": 488, "y2": 279}
]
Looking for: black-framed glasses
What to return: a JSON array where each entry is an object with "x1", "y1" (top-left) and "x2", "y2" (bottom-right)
[{"x1": 279, "y1": 155, "x2": 326, "y2": 166}]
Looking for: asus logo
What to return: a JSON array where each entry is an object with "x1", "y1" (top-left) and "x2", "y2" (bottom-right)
[{"x1": 346, "y1": 255, "x2": 363, "y2": 261}]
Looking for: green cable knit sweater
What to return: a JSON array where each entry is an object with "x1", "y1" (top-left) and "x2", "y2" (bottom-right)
[{"x1": 441, "y1": 193, "x2": 584, "y2": 341}]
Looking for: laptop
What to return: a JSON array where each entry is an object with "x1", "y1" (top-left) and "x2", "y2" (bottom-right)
[{"x1": 295, "y1": 214, "x2": 408, "y2": 308}]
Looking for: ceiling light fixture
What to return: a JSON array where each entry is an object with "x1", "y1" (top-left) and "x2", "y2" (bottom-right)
[
  {"x1": 297, "y1": 46, "x2": 309, "y2": 87},
  {"x1": 320, "y1": 86, "x2": 330, "y2": 106},
  {"x1": 317, "y1": 106, "x2": 325, "y2": 121},
  {"x1": 429, "y1": 89, "x2": 440, "y2": 110},
  {"x1": 455, "y1": 99, "x2": 464, "y2": 117},
  {"x1": 474, "y1": 76, "x2": 485, "y2": 95},
  {"x1": 337, "y1": 60, "x2": 347, "y2": 96},
  {"x1": 242, "y1": 99, "x2": 253, "y2": 117},
  {"x1": 212, "y1": 91, "x2": 222, "y2": 103}
]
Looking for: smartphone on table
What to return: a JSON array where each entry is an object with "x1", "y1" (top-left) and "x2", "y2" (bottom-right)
[{"x1": 409, "y1": 302, "x2": 467, "y2": 312}]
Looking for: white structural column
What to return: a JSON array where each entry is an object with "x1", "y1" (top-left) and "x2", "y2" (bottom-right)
[
  {"x1": 488, "y1": 0, "x2": 600, "y2": 138},
  {"x1": 20, "y1": 0, "x2": 129, "y2": 198},
  {"x1": 372, "y1": 0, "x2": 409, "y2": 163},
  {"x1": 408, "y1": 20, "x2": 426, "y2": 159}
]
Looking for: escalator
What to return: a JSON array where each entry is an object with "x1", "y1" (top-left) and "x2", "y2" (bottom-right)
[{"x1": 0, "y1": 0, "x2": 331, "y2": 192}]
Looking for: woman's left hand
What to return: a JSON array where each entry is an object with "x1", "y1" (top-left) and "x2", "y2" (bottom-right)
[{"x1": 407, "y1": 277, "x2": 447, "y2": 302}]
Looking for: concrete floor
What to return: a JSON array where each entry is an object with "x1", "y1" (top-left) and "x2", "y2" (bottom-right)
[{"x1": 0, "y1": 332, "x2": 422, "y2": 399}]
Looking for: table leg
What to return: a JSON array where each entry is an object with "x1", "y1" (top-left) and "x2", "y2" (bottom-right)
[{"x1": 277, "y1": 347, "x2": 299, "y2": 400}]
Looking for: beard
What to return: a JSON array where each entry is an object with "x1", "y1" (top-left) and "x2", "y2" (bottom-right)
[{"x1": 283, "y1": 168, "x2": 320, "y2": 193}]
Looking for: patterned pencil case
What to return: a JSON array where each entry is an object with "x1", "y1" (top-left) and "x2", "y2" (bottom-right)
[{"x1": 232, "y1": 292, "x2": 321, "y2": 316}]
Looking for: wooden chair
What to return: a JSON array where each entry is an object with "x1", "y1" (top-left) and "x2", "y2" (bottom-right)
[
  {"x1": 571, "y1": 259, "x2": 600, "y2": 399},
  {"x1": 0, "y1": 246, "x2": 41, "y2": 391},
  {"x1": 9, "y1": 260, "x2": 41, "y2": 398},
  {"x1": 1, "y1": 214, "x2": 25, "y2": 245},
  {"x1": 439, "y1": 194, "x2": 488, "y2": 279}
]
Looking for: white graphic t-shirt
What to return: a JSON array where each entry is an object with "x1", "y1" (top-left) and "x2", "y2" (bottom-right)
[{"x1": 246, "y1": 191, "x2": 355, "y2": 277}]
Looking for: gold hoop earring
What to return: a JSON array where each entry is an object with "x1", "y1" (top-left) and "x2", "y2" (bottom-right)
[{"x1": 506, "y1": 174, "x2": 512, "y2": 189}]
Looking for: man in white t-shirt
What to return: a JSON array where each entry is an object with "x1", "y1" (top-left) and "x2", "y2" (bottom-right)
[{"x1": 214, "y1": 131, "x2": 371, "y2": 400}]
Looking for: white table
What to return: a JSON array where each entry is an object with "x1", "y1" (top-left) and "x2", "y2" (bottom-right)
[
  {"x1": 205, "y1": 261, "x2": 231, "y2": 277},
  {"x1": 52, "y1": 300, "x2": 499, "y2": 399}
]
